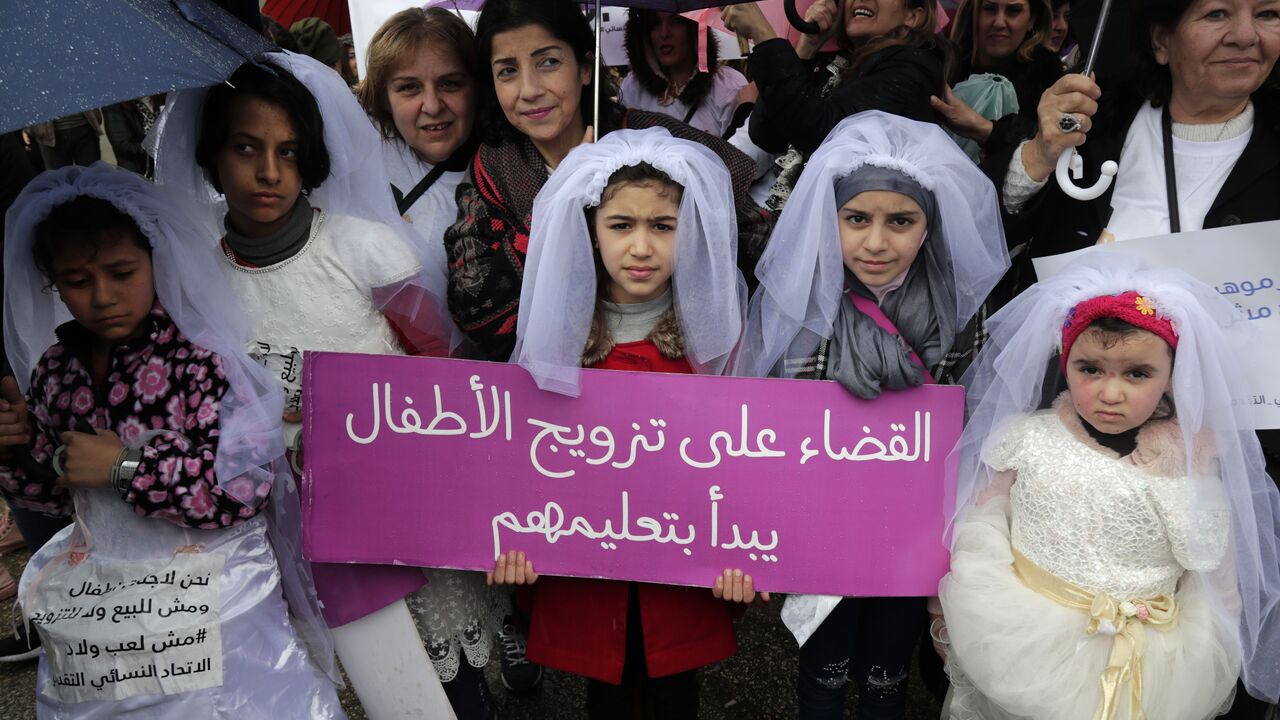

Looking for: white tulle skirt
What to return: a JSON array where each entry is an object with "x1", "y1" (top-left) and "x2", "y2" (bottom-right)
[{"x1": 939, "y1": 498, "x2": 1239, "y2": 720}]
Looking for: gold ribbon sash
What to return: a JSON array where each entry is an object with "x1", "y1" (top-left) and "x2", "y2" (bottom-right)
[{"x1": 1012, "y1": 548, "x2": 1178, "y2": 720}]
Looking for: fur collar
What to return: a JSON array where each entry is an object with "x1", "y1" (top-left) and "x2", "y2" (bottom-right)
[
  {"x1": 1051, "y1": 393, "x2": 1217, "y2": 477},
  {"x1": 582, "y1": 308, "x2": 685, "y2": 366},
  {"x1": 623, "y1": 11, "x2": 720, "y2": 111}
]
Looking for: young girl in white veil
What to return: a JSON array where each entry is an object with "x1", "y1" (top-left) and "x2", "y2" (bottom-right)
[
  {"x1": 733, "y1": 110, "x2": 1009, "y2": 717},
  {"x1": 1, "y1": 163, "x2": 342, "y2": 718},
  {"x1": 151, "y1": 52, "x2": 492, "y2": 719},
  {"x1": 492, "y1": 127, "x2": 759, "y2": 718},
  {"x1": 938, "y1": 253, "x2": 1280, "y2": 719}
]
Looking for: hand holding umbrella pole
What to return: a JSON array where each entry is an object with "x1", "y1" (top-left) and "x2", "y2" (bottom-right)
[{"x1": 1055, "y1": 0, "x2": 1117, "y2": 201}]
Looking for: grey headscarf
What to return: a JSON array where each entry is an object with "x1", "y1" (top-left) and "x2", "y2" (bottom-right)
[{"x1": 826, "y1": 166, "x2": 958, "y2": 399}]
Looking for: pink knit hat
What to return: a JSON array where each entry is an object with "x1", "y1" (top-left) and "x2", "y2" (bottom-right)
[{"x1": 1060, "y1": 291, "x2": 1179, "y2": 369}]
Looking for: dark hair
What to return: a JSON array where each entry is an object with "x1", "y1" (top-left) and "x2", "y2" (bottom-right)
[
  {"x1": 195, "y1": 62, "x2": 331, "y2": 194},
  {"x1": 950, "y1": 0, "x2": 1053, "y2": 65},
  {"x1": 260, "y1": 14, "x2": 300, "y2": 53},
  {"x1": 624, "y1": 10, "x2": 718, "y2": 107},
  {"x1": 474, "y1": 0, "x2": 600, "y2": 144},
  {"x1": 33, "y1": 197, "x2": 150, "y2": 283},
  {"x1": 845, "y1": 0, "x2": 946, "y2": 76},
  {"x1": 358, "y1": 8, "x2": 481, "y2": 140},
  {"x1": 583, "y1": 163, "x2": 684, "y2": 350}
]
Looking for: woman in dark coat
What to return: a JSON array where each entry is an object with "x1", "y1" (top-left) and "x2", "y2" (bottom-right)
[
  {"x1": 722, "y1": 0, "x2": 948, "y2": 157},
  {"x1": 931, "y1": 0, "x2": 1063, "y2": 159}
]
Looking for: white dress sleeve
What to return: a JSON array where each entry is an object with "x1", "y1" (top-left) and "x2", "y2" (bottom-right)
[
  {"x1": 981, "y1": 414, "x2": 1036, "y2": 472},
  {"x1": 1149, "y1": 471, "x2": 1232, "y2": 572},
  {"x1": 324, "y1": 213, "x2": 423, "y2": 292}
]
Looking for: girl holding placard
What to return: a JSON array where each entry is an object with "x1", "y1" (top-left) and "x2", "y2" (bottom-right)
[
  {"x1": 493, "y1": 127, "x2": 758, "y2": 718},
  {"x1": 734, "y1": 111, "x2": 1009, "y2": 718}
]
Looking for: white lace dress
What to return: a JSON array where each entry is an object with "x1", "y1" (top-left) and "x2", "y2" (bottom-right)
[
  {"x1": 222, "y1": 209, "x2": 502, "y2": 683},
  {"x1": 939, "y1": 401, "x2": 1240, "y2": 720}
]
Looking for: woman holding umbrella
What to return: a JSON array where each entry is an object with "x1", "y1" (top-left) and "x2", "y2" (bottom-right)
[
  {"x1": 444, "y1": 0, "x2": 772, "y2": 363},
  {"x1": 990, "y1": 2, "x2": 1280, "y2": 711}
]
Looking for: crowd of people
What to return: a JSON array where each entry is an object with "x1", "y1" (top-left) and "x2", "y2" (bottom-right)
[{"x1": 1, "y1": 0, "x2": 1279, "y2": 718}]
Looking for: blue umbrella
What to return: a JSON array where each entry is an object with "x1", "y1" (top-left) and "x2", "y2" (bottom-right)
[{"x1": 0, "y1": 0, "x2": 275, "y2": 133}]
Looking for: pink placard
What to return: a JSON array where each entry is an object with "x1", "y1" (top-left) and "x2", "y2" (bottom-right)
[{"x1": 301, "y1": 353, "x2": 961, "y2": 596}]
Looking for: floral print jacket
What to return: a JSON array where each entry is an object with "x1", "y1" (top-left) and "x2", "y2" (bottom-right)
[{"x1": 0, "y1": 305, "x2": 265, "y2": 528}]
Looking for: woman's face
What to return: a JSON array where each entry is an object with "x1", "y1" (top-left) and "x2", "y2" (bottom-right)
[
  {"x1": 975, "y1": 0, "x2": 1033, "y2": 65},
  {"x1": 838, "y1": 190, "x2": 927, "y2": 287},
  {"x1": 841, "y1": 0, "x2": 927, "y2": 44},
  {"x1": 346, "y1": 45, "x2": 359, "y2": 82},
  {"x1": 1153, "y1": 0, "x2": 1280, "y2": 114},
  {"x1": 1049, "y1": 3, "x2": 1071, "y2": 52},
  {"x1": 650, "y1": 12, "x2": 694, "y2": 73},
  {"x1": 490, "y1": 23, "x2": 591, "y2": 153},
  {"x1": 388, "y1": 41, "x2": 476, "y2": 164}
]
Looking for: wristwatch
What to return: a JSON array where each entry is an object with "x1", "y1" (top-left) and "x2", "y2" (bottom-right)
[{"x1": 110, "y1": 448, "x2": 144, "y2": 497}]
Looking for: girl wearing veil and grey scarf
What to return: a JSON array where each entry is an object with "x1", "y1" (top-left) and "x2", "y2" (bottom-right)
[{"x1": 734, "y1": 111, "x2": 1008, "y2": 717}]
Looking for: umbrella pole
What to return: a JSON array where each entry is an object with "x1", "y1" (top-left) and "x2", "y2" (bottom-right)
[
  {"x1": 593, "y1": 0, "x2": 602, "y2": 142},
  {"x1": 1080, "y1": 0, "x2": 1114, "y2": 77}
]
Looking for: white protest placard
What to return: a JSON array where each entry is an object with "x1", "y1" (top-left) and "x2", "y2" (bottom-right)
[
  {"x1": 1032, "y1": 221, "x2": 1280, "y2": 429},
  {"x1": 27, "y1": 553, "x2": 224, "y2": 703}
]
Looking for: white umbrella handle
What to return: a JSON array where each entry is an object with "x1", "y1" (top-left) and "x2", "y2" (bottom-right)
[{"x1": 1055, "y1": 148, "x2": 1118, "y2": 201}]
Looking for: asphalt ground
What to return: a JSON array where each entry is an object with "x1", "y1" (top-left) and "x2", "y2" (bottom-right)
[{"x1": 0, "y1": 541, "x2": 943, "y2": 719}]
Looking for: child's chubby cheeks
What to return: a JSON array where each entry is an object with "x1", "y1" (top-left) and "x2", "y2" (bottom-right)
[
  {"x1": 594, "y1": 182, "x2": 680, "y2": 304},
  {"x1": 51, "y1": 231, "x2": 156, "y2": 345},
  {"x1": 1065, "y1": 327, "x2": 1174, "y2": 435}
]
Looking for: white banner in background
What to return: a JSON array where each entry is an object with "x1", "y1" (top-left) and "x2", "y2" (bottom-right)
[{"x1": 1033, "y1": 220, "x2": 1280, "y2": 429}]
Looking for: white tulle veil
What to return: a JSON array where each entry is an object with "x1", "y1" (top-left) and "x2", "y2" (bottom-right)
[
  {"x1": 2, "y1": 162, "x2": 336, "y2": 681},
  {"x1": 733, "y1": 110, "x2": 1009, "y2": 379},
  {"x1": 149, "y1": 50, "x2": 458, "y2": 353},
  {"x1": 512, "y1": 127, "x2": 747, "y2": 396},
  {"x1": 951, "y1": 250, "x2": 1280, "y2": 701}
]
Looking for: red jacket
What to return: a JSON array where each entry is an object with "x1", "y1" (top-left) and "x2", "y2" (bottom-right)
[{"x1": 523, "y1": 341, "x2": 739, "y2": 684}]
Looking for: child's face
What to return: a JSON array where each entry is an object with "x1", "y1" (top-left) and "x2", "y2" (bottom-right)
[
  {"x1": 216, "y1": 96, "x2": 304, "y2": 238},
  {"x1": 490, "y1": 23, "x2": 591, "y2": 153},
  {"x1": 388, "y1": 42, "x2": 476, "y2": 165},
  {"x1": 52, "y1": 232, "x2": 155, "y2": 346},
  {"x1": 838, "y1": 190, "x2": 927, "y2": 287},
  {"x1": 1066, "y1": 328, "x2": 1174, "y2": 434},
  {"x1": 594, "y1": 182, "x2": 679, "y2": 305}
]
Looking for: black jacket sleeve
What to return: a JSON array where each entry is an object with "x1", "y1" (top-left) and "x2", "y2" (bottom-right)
[{"x1": 748, "y1": 40, "x2": 943, "y2": 156}]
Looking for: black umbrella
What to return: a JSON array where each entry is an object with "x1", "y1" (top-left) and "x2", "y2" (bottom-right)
[{"x1": 0, "y1": 0, "x2": 274, "y2": 134}]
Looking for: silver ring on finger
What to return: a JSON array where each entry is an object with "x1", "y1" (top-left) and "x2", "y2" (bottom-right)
[{"x1": 1058, "y1": 112, "x2": 1083, "y2": 134}]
